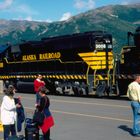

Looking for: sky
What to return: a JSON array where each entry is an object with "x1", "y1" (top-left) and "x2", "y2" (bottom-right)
[{"x1": 0, "y1": 0, "x2": 139, "y2": 22}]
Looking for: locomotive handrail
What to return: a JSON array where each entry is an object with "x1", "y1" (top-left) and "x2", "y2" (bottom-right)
[
  {"x1": 107, "y1": 68, "x2": 111, "y2": 87},
  {"x1": 4, "y1": 57, "x2": 83, "y2": 64},
  {"x1": 59, "y1": 59, "x2": 83, "y2": 64},
  {"x1": 93, "y1": 69, "x2": 98, "y2": 88},
  {"x1": 86, "y1": 65, "x2": 90, "y2": 85},
  {"x1": 93, "y1": 61, "x2": 101, "y2": 88},
  {"x1": 112, "y1": 58, "x2": 116, "y2": 85},
  {"x1": 107, "y1": 58, "x2": 115, "y2": 86}
]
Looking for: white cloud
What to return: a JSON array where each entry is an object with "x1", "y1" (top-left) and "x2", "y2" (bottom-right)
[
  {"x1": 29, "y1": 19, "x2": 52, "y2": 23},
  {"x1": 30, "y1": 19, "x2": 53, "y2": 23},
  {"x1": 0, "y1": 0, "x2": 13, "y2": 10},
  {"x1": 25, "y1": 16, "x2": 32, "y2": 21},
  {"x1": 2, "y1": 2, "x2": 39, "y2": 16},
  {"x1": 13, "y1": 16, "x2": 53, "y2": 23},
  {"x1": 74, "y1": 0, "x2": 86, "y2": 9},
  {"x1": 121, "y1": 0, "x2": 140, "y2": 5},
  {"x1": 60, "y1": 12, "x2": 72, "y2": 21},
  {"x1": 121, "y1": 1, "x2": 129, "y2": 5},
  {"x1": 12, "y1": 16, "x2": 31, "y2": 21},
  {"x1": 14, "y1": 4, "x2": 38, "y2": 15},
  {"x1": 45, "y1": 19, "x2": 52, "y2": 23},
  {"x1": 87, "y1": 0, "x2": 95, "y2": 9},
  {"x1": 74, "y1": 0, "x2": 95, "y2": 10}
]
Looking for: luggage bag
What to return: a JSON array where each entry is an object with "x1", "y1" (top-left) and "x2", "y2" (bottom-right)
[{"x1": 25, "y1": 118, "x2": 39, "y2": 140}]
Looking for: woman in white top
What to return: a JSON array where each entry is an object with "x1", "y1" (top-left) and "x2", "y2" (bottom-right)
[{"x1": 1, "y1": 85, "x2": 21, "y2": 140}]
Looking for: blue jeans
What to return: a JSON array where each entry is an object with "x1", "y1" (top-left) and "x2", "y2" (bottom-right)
[
  {"x1": 3, "y1": 124, "x2": 16, "y2": 140},
  {"x1": 131, "y1": 101, "x2": 140, "y2": 135}
]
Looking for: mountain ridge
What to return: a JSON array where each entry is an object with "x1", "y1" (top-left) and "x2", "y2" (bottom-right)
[{"x1": 0, "y1": 4, "x2": 140, "y2": 52}]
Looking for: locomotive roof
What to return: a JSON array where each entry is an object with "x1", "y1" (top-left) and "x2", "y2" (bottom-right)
[
  {"x1": 41, "y1": 30, "x2": 110, "y2": 41},
  {"x1": 20, "y1": 30, "x2": 111, "y2": 45}
]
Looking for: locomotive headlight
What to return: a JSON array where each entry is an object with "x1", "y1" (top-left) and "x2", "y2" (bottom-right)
[
  {"x1": 105, "y1": 39, "x2": 110, "y2": 43},
  {"x1": 108, "y1": 44, "x2": 112, "y2": 49}
]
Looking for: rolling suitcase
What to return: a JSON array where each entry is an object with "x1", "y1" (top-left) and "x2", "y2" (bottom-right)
[{"x1": 25, "y1": 118, "x2": 39, "y2": 140}]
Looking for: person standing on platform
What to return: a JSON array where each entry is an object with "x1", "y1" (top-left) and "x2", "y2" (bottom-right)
[
  {"x1": 0, "y1": 85, "x2": 21, "y2": 140},
  {"x1": 37, "y1": 86, "x2": 54, "y2": 140},
  {"x1": 34, "y1": 74, "x2": 45, "y2": 105},
  {"x1": 127, "y1": 75, "x2": 140, "y2": 136}
]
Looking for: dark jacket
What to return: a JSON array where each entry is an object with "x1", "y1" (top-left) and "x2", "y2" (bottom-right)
[
  {"x1": 37, "y1": 96, "x2": 54, "y2": 133},
  {"x1": 14, "y1": 98, "x2": 25, "y2": 132}
]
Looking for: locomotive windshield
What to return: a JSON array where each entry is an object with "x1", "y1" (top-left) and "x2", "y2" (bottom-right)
[{"x1": 94, "y1": 34, "x2": 112, "y2": 51}]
